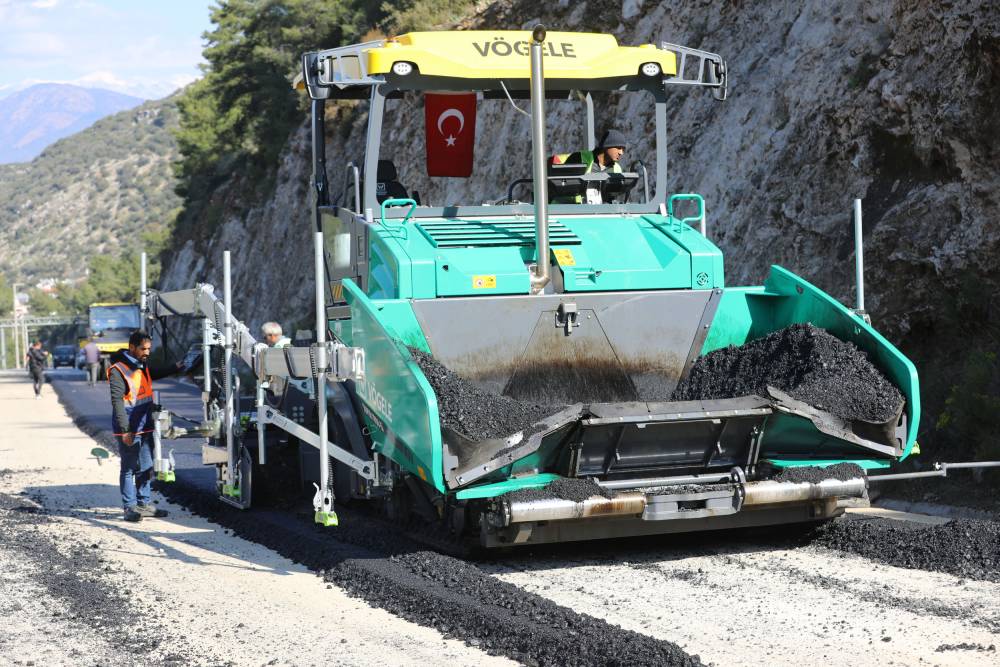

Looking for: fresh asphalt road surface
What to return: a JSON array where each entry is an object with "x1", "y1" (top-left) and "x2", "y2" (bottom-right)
[{"x1": 38, "y1": 369, "x2": 1000, "y2": 666}]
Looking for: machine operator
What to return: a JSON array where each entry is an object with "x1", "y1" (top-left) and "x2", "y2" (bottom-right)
[{"x1": 551, "y1": 129, "x2": 629, "y2": 203}]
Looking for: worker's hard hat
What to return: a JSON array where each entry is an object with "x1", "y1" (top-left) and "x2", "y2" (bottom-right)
[{"x1": 597, "y1": 129, "x2": 628, "y2": 150}]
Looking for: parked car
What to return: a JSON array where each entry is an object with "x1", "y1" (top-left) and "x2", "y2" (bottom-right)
[
  {"x1": 76, "y1": 347, "x2": 86, "y2": 369},
  {"x1": 52, "y1": 345, "x2": 77, "y2": 368}
]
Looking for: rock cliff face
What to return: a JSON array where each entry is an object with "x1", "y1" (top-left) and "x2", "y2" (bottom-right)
[{"x1": 160, "y1": 0, "x2": 1000, "y2": 445}]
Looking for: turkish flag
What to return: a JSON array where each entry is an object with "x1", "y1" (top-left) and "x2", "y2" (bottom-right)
[{"x1": 425, "y1": 92, "x2": 476, "y2": 177}]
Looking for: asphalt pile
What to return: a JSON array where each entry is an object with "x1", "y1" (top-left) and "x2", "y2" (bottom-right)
[
  {"x1": 409, "y1": 347, "x2": 558, "y2": 441},
  {"x1": 504, "y1": 477, "x2": 613, "y2": 503},
  {"x1": 773, "y1": 463, "x2": 865, "y2": 484},
  {"x1": 672, "y1": 323, "x2": 904, "y2": 423},
  {"x1": 813, "y1": 516, "x2": 1000, "y2": 583}
]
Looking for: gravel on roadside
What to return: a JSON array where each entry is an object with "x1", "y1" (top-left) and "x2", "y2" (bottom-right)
[{"x1": 0, "y1": 484, "x2": 197, "y2": 666}]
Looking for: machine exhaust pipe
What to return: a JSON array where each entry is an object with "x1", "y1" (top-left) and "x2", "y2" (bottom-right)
[{"x1": 528, "y1": 24, "x2": 550, "y2": 295}]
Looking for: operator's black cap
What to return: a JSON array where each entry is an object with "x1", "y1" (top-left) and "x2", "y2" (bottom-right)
[{"x1": 597, "y1": 129, "x2": 628, "y2": 150}]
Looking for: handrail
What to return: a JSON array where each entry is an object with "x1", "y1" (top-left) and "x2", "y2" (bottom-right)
[
  {"x1": 632, "y1": 160, "x2": 650, "y2": 203},
  {"x1": 506, "y1": 178, "x2": 533, "y2": 203},
  {"x1": 667, "y1": 193, "x2": 706, "y2": 236},
  {"x1": 339, "y1": 162, "x2": 361, "y2": 211},
  {"x1": 379, "y1": 197, "x2": 417, "y2": 226}
]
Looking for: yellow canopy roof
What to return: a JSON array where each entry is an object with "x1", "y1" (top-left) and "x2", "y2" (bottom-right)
[
  {"x1": 293, "y1": 30, "x2": 679, "y2": 92},
  {"x1": 368, "y1": 30, "x2": 676, "y2": 80}
]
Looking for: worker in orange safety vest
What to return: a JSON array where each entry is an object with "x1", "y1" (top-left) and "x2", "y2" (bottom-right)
[{"x1": 108, "y1": 330, "x2": 183, "y2": 522}]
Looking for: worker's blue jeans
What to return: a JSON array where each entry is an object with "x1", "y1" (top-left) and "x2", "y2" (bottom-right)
[{"x1": 118, "y1": 433, "x2": 154, "y2": 509}]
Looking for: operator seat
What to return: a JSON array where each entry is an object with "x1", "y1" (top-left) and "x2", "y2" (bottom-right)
[{"x1": 376, "y1": 160, "x2": 419, "y2": 205}]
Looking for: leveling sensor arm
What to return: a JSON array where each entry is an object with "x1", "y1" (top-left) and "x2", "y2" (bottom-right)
[
  {"x1": 866, "y1": 460, "x2": 1000, "y2": 482},
  {"x1": 138, "y1": 234, "x2": 368, "y2": 524}
]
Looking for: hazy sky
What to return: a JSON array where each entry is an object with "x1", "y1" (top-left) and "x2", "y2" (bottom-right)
[{"x1": 0, "y1": 0, "x2": 213, "y2": 100}]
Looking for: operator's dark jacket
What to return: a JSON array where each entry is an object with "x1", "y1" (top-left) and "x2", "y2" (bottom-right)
[{"x1": 108, "y1": 350, "x2": 178, "y2": 436}]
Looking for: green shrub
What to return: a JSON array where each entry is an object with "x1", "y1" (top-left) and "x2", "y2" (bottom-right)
[{"x1": 936, "y1": 350, "x2": 1000, "y2": 461}]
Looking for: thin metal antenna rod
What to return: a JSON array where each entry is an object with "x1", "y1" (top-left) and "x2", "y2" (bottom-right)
[
  {"x1": 528, "y1": 24, "x2": 550, "y2": 294},
  {"x1": 140, "y1": 253, "x2": 148, "y2": 325},
  {"x1": 223, "y1": 251, "x2": 235, "y2": 492},
  {"x1": 854, "y1": 198, "x2": 865, "y2": 312},
  {"x1": 202, "y1": 317, "x2": 211, "y2": 420},
  {"x1": 314, "y1": 230, "x2": 335, "y2": 523}
]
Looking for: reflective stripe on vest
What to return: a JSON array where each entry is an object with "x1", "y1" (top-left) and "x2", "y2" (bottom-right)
[{"x1": 108, "y1": 361, "x2": 154, "y2": 435}]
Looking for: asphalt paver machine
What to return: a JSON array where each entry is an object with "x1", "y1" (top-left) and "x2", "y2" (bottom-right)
[{"x1": 143, "y1": 27, "x2": 995, "y2": 547}]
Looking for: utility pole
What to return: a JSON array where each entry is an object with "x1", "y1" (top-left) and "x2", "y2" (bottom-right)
[
  {"x1": 12, "y1": 283, "x2": 21, "y2": 369},
  {"x1": 1, "y1": 325, "x2": 6, "y2": 370}
]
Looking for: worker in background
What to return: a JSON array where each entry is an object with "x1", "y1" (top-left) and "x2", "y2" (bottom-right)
[
  {"x1": 83, "y1": 336, "x2": 101, "y2": 387},
  {"x1": 25, "y1": 340, "x2": 47, "y2": 399},
  {"x1": 261, "y1": 322, "x2": 291, "y2": 348},
  {"x1": 108, "y1": 331, "x2": 183, "y2": 523},
  {"x1": 261, "y1": 321, "x2": 291, "y2": 400}
]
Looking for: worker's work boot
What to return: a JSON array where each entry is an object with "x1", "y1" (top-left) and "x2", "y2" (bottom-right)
[
  {"x1": 123, "y1": 507, "x2": 143, "y2": 522},
  {"x1": 136, "y1": 504, "x2": 168, "y2": 518}
]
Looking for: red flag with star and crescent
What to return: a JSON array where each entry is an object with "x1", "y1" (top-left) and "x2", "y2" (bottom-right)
[{"x1": 425, "y1": 92, "x2": 476, "y2": 177}]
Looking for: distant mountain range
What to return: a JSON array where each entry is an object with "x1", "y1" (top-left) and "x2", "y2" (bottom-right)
[
  {"x1": 0, "y1": 95, "x2": 181, "y2": 281},
  {"x1": 0, "y1": 84, "x2": 144, "y2": 164}
]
